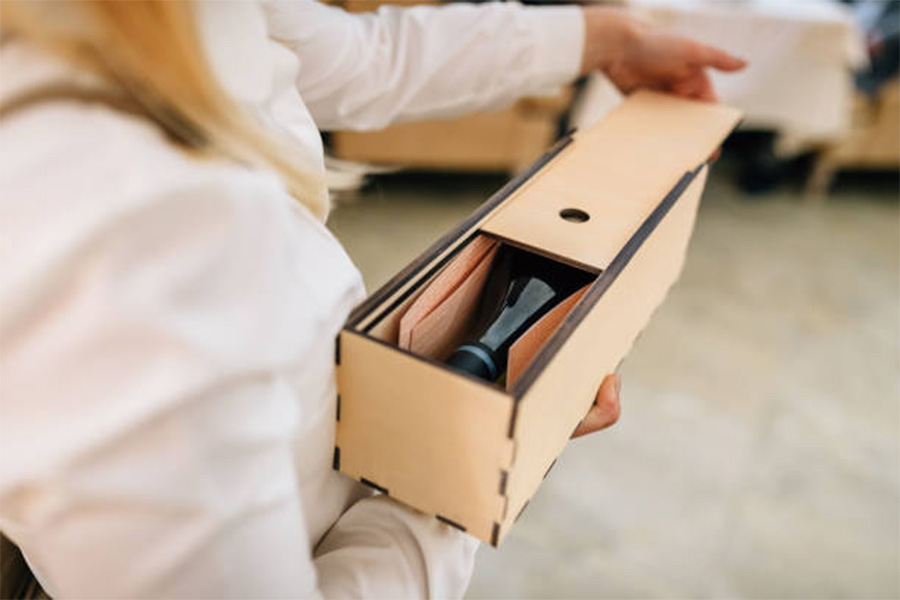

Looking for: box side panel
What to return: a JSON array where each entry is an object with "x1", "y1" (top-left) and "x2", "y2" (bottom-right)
[
  {"x1": 336, "y1": 331, "x2": 515, "y2": 543},
  {"x1": 482, "y1": 91, "x2": 739, "y2": 271},
  {"x1": 497, "y1": 166, "x2": 708, "y2": 543}
]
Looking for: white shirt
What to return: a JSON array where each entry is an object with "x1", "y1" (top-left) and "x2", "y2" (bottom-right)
[{"x1": 0, "y1": 1, "x2": 584, "y2": 597}]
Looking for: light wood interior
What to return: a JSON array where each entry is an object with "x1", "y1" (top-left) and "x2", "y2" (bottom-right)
[
  {"x1": 365, "y1": 233, "x2": 598, "y2": 387},
  {"x1": 398, "y1": 237, "x2": 499, "y2": 360},
  {"x1": 482, "y1": 90, "x2": 741, "y2": 270},
  {"x1": 366, "y1": 284, "x2": 428, "y2": 344},
  {"x1": 506, "y1": 284, "x2": 590, "y2": 389}
]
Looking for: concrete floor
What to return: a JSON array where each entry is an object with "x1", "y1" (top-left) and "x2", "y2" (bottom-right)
[{"x1": 327, "y1": 165, "x2": 900, "y2": 599}]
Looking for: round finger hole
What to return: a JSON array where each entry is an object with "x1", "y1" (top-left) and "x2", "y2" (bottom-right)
[{"x1": 559, "y1": 208, "x2": 590, "y2": 223}]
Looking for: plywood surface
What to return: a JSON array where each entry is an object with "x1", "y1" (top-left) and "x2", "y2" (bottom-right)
[
  {"x1": 337, "y1": 331, "x2": 515, "y2": 542},
  {"x1": 399, "y1": 237, "x2": 498, "y2": 359},
  {"x1": 482, "y1": 91, "x2": 740, "y2": 270},
  {"x1": 506, "y1": 284, "x2": 590, "y2": 389},
  {"x1": 498, "y1": 166, "x2": 708, "y2": 543}
]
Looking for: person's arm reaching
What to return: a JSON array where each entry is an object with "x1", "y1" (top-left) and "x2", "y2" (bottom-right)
[
  {"x1": 261, "y1": 1, "x2": 746, "y2": 132},
  {"x1": 261, "y1": 0, "x2": 585, "y2": 131}
]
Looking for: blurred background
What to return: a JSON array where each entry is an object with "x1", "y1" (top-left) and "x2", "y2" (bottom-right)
[{"x1": 324, "y1": 0, "x2": 899, "y2": 597}]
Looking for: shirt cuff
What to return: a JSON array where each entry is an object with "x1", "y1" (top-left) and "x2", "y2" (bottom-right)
[{"x1": 523, "y1": 5, "x2": 586, "y2": 91}]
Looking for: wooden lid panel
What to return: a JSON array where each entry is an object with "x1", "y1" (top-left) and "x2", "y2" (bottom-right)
[{"x1": 481, "y1": 91, "x2": 740, "y2": 270}]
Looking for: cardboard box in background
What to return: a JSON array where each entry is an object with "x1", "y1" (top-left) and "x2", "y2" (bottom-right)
[
  {"x1": 808, "y1": 78, "x2": 900, "y2": 195},
  {"x1": 331, "y1": 93, "x2": 572, "y2": 175},
  {"x1": 326, "y1": 0, "x2": 574, "y2": 175}
]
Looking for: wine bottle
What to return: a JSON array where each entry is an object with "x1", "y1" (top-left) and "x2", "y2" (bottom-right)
[{"x1": 445, "y1": 249, "x2": 591, "y2": 382}]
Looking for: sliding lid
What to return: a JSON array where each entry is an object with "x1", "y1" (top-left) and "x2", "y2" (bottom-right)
[{"x1": 481, "y1": 90, "x2": 741, "y2": 270}]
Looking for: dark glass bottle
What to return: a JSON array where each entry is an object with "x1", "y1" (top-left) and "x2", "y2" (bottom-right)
[{"x1": 445, "y1": 248, "x2": 592, "y2": 382}]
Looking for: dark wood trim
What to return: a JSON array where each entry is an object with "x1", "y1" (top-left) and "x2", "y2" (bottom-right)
[
  {"x1": 435, "y1": 515, "x2": 467, "y2": 532},
  {"x1": 334, "y1": 334, "x2": 341, "y2": 365},
  {"x1": 515, "y1": 499, "x2": 530, "y2": 523},
  {"x1": 543, "y1": 458, "x2": 558, "y2": 481},
  {"x1": 360, "y1": 477, "x2": 389, "y2": 495},
  {"x1": 507, "y1": 402, "x2": 519, "y2": 439}
]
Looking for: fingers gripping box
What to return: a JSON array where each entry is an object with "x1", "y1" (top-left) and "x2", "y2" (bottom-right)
[{"x1": 332, "y1": 91, "x2": 741, "y2": 546}]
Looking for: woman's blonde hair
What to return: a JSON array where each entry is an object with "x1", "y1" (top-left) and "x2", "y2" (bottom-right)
[{"x1": 1, "y1": 0, "x2": 327, "y2": 219}]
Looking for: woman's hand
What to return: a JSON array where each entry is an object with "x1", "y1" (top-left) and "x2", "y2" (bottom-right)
[
  {"x1": 572, "y1": 373, "x2": 622, "y2": 438},
  {"x1": 580, "y1": 7, "x2": 746, "y2": 102}
]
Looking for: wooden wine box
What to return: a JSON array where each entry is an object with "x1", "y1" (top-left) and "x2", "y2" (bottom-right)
[{"x1": 333, "y1": 91, "x2": 741, "y2": 546}]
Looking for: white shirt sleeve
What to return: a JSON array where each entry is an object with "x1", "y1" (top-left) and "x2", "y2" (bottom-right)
[
  {"x1": 314, "y1": 496, "x2": 479, "y2": 599},
  {"x1": 261, "y1": 0, "x2": 585, "y2": 131}
]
